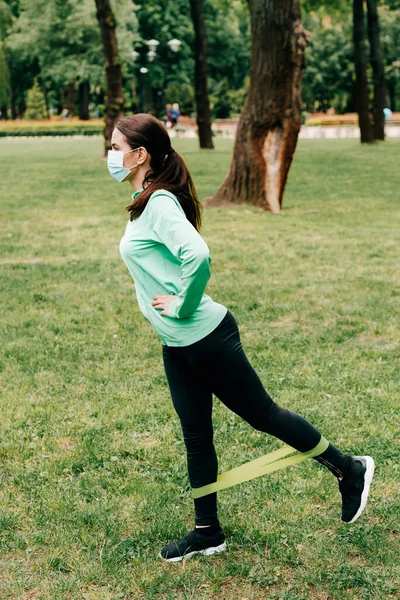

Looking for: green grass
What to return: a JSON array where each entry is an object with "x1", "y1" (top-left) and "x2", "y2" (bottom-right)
[{"x1": 0, "y1": 136, "x2": 399, "y2": 600}]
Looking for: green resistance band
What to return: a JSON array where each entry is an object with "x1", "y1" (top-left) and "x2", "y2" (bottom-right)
[{"x1": 191, "y1": 435, "x2": 329, "y2": 499}]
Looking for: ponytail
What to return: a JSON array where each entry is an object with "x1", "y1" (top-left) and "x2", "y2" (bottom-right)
[{"x1": 116, "y1": 114, "x2": 203, "y2": 231}]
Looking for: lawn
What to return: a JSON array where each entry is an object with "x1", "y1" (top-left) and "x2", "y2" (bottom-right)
[{"x1": 0, "y1": 136, "x2": 399, "y2": 600}]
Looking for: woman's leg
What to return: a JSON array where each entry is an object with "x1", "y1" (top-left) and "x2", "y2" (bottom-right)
[
  {"x1": 181, "y1": 311, "x2": 352, "y2": 479},
  {"x1": 162, "y1": 344, "x2": 220, "y2": 527}
]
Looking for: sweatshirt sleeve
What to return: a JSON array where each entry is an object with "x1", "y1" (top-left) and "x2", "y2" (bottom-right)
[{"x1": 146, "y1": 193, "x2": 211, "y2": 319}]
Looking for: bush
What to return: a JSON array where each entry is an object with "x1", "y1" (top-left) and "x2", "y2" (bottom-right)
[{"x1": 25, "y1": 79, "x2": 48, "y2": 120}]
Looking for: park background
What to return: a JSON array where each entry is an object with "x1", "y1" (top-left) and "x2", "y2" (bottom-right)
[
  {"x1": 1, "y1": 1, "x2": 400, "y2": 599},
  {"x1": 0, "y1": 1, "x2": 400, "y2": 128}
]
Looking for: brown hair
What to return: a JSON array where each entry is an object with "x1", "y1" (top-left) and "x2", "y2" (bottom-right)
[{"x1": 115, "y1": 113, "x2": 203, "y2": 232}]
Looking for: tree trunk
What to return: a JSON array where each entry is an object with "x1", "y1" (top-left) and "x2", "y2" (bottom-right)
[
  {"x1": 189, "y1": 0, "x2": 214, "y2": 149},
  {"x1": 10, "y1": 89, "x2": 16, "y2": 119},
  {"x1": 18, "y1": 99, "x2": 24, "y2": 118},
  {"x1": 387, "y1": 80, "x2": 396, "y2": 112},
  {"x1": 78, "y1": 80, "x2": 90, "y2": 120},
  {"x1": 63, "y1": 82, "x2": 76, "y2": 118},
  {"x1": 366, "y1": 0, "x2": 385, "y2": 141},
  {"x1": 353, "y1": 0, "x2": 373, "y2": 144},
  {"x1": 205, "y1": 0, "x2": 308, "y2": 213},
  {"x1": 95, "y1": 0, "x2": 124, "y2": 155}
]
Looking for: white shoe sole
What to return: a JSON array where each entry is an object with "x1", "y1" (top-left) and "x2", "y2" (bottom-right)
[
  {"x1": 345, "y1": 455, "x2": 375, "y2": 524},
  {"x1": 159, "y1": 541, "x2": 227, "y2": 562}
]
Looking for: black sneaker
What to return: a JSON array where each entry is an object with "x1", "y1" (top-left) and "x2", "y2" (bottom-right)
[
  {"x1": 339, "y1": 455, "x2": 375, "y2": 524},
  {"x1": 159, "y1": 528, "x2": 227, "y2": 562}
]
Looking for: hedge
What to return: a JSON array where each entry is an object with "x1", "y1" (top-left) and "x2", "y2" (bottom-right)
[
  {"x1": 0, "y1": 126, "x2": 103, "y2": 137},
  {"x1": 0, "y1": 119, "x2": 104, "y2": 137}
]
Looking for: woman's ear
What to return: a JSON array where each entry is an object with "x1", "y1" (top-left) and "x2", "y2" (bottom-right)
[{"x1": 138, "y1": 147, "x2": 149, "y2": 164}]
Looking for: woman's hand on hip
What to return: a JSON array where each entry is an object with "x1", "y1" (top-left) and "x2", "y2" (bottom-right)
[{"x1": 152, "y1": 294, "x2": 177, "y2": 316}]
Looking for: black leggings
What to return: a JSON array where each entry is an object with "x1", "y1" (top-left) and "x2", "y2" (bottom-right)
[{"x1": 162, "y1": 310, "x2": 352, "y2": 527}]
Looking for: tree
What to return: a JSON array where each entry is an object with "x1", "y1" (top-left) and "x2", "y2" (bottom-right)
[
  {"x1": 78, "y1": 80, "x2": 90, "y2": 120},
  {"x1": 7, "y1": 0, "x2": 103, "y2": 118},
  {"x1": 366, "y1": 0, "x2": 386, "y2": 140},
  {"x1": 380, "y1": 5, "x2": 400, "y2": 111},
  {"x1": 301, "y1": 13, "x2": 353, "y2": 113},
  {"x1": 205, "y1": 0, "x2": 309, "y2": 213},
  {"x1": 303, "y1": 0, "x2": 388, "y2": 141},
  {"x1": 6, "y1": 0, "x2": 136, "y2": 120},
  {"x1": 353, "y1": 0, "x2": 373, "y2": 143},
  {"x1": 0, "y1": 42, "x2": 10, "y2": 117},
  {"x1": 2, "y1": 0, "x2": 398, "y2": 126},
  {"x1": 0, "y1": 0, "x2": 13, "y2": 118},
  {"x1": 94, "y1": 0, "x2": 124, "y2": 154},
  {"x1": 189, "y1": 0, "x2": 214, "y2": 148},
  {"x1": 130, "y1": 0, "x2": 250, "y2": 118},
  {"x1": 25, "y1": 77, "x2": 48, "y2": 119}
]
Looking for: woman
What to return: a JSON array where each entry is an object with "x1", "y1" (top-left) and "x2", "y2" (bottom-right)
[{"x1": 108, "y1": 113, "x2": 375, "y2": 563}]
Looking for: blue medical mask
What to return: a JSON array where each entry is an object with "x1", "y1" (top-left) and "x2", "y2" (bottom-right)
[{"x1": 107, "y1": 148, "x2": 140, "y2": 182}]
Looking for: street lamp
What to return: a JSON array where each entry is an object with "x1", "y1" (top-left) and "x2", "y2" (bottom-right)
[
  {"x1": 146, "y1": 39, "x2": 160, "y2": 53},
  {"x1": 143, "y1": 38, "x2": 181, "y2": 61},
  {"x1": 167, "y1": 39, "x2": 182, "y2": 53},
  {"x1": 139, "y1": 68, "x2": 149, "y2": 112},
  {"x1": 130, "y1": 38, "x2": 182, "y2": 63}
]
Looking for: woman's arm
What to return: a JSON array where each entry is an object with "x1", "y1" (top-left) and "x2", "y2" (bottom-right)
[{"x1": 147, "y1": 193, "x2": 211, "y2": 319}]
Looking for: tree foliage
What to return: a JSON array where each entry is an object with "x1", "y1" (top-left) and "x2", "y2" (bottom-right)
[
  {"x1": 0, "y1": 0, "x2": 399, "y2": 119},
  {"x1": 380, "y1": 5, "x2": 400, "y2": 110},
  {"x1": 302, "y1": 13, "x2": 354, "y2": 112},
  {"x1": 0, "y1": 41, "x2": 10, "y2": 107}
]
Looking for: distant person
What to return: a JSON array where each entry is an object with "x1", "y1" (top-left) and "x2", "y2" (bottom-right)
[
  {"x1": 171, "y1": 102, "x2": 181, "y2": 127},
  {"x1": 163, "y1": 103, "x2": 173, "y2": 129},
  {"x1": 383, "y1": 107, "x2": 392, "y2": 122},
  {"x1": 106, "y1": 113, "x2": 375, "y2": 563}
]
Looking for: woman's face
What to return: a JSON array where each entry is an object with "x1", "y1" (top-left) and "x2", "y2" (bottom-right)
[{"x1": 111, "y1": 128, "x2": 146, "y2": 170}]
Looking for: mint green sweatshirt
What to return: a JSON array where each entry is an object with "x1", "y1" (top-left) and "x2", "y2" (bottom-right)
[{"x1": 119, "y1": 187, "x2": 227, "y2": 346}]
